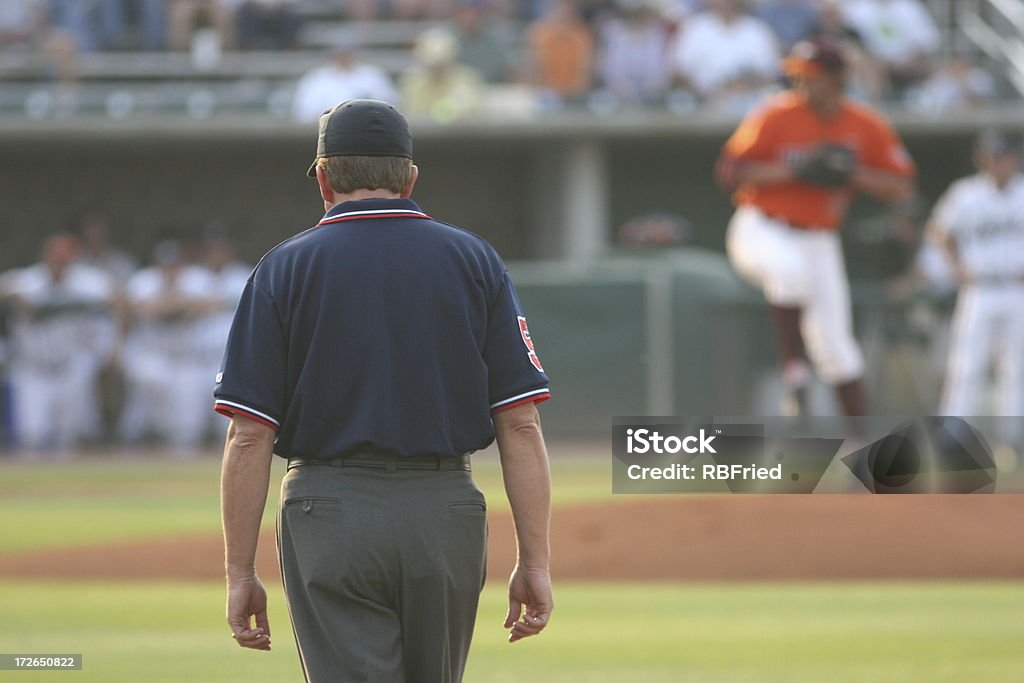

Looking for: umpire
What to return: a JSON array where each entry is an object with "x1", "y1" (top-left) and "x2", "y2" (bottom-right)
[{"x1": 216, "y1": 99, "x2": 554, "y2": 682}]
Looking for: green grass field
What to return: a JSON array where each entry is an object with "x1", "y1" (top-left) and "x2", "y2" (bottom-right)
[
  {"x1": 2, "y1": 581, "x2": 1022, "y2": 683},
  {"x1": 1, "y1": 453, "x2": 1022, "y2": 682},
  {"x1": 0, "y1": 451, "x2": 613, "y2": 553}
]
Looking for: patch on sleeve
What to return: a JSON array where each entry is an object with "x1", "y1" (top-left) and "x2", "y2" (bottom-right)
[
  {"x1": 517, "y1": 316, "x2": 544, "y2": 372},
  {"x1": 215, "y1": 372, "x2": 224, "y2": 383}
]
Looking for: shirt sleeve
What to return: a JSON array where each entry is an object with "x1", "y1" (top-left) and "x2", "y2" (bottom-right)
[
  {"x1": 213, "y1": 280, "x2": 287, "y2": 431},
  {"x1": 928, "y1": 183, "x2": 963, "y2": 240},
  {"x1": 722, "y1": 105, "x2": 777, "y2": 162},
  {"x1": 483, "y1": 270, "x2": 551, "y2": 414},
  {"x1": 862, "y1": 114, "x2": 916, "y2": 177}
]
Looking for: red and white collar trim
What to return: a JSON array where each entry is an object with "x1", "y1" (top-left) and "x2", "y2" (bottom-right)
[{"x1": 319, "y1": 208, "x2": 430, "y2": 226}]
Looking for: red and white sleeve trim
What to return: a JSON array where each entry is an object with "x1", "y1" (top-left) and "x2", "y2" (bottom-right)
[
  {"x1": 214, "y1": 399, "x2": 281, "y2": 431},
  {"x1": 490, "y1": 388, "x2": 551, "y2": 414}
]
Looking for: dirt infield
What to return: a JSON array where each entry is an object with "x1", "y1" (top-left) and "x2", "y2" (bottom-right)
[{"x1": 2, "y1": 495, "x2": 1023, "y2": 581}]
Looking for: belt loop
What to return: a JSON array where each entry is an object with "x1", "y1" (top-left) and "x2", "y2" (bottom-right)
[
  {"x1": 385, "y1": 456, "x2": 397, "y2": 473},
  {"x1": 435, "y1": 455, "x2": 442, "y2": 471}
]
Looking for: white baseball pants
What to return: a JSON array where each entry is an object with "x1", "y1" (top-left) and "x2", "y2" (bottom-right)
[
  {"x1": 10, "y1": 359, "x2": 98, "y2": 449},
  {"x1": 941, "y1": 284, "x2": 1024, "y2": 417},
  {"x1": 726, "y1": 206, "x2": 864, "y2": 384},
  {"x1": 119, "y1": 350, "x2": 212, "y2": 448}
]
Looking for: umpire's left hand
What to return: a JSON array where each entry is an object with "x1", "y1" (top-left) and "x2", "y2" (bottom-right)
[
  {"x1": 226, "y1": 573, "x2": 272, "y2": 651},
  {"x1": 505, "y1": 565, "x2": 554, "y2": 643}
]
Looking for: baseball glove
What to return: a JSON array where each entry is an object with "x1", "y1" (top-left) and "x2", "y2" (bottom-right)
[{"x1": 790, "y1": 143, "x2": 857, "y2": 187}]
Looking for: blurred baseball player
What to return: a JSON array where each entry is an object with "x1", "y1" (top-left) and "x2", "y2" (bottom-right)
[
  {"x1": 2, "y1": 235, "x2": 116, "y2": 450},
  {"x1": 74, "y1": 212, "x2": 137, "y2": 284},
  {"x1": 930, "y1": 131, "x2": 1024, "y2": 418},
  {"x1": 119, "y1": 240, "x2": 215, "y2": 450},
  {"x1": 717, "y1": 39, "x2": 916, "y2": 416},
  {"x1": 198, "y1": 228, "x2": 251, "y2": 434}
]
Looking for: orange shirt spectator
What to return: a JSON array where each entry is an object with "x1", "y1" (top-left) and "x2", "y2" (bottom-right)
[{"x1": 527, "y1": 0, "x2": 594, "y2": 100}]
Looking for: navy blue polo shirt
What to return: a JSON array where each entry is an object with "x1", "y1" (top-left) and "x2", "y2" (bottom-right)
[{"x1": 213, "y1": 198, "x2": 550, "y2": 459}]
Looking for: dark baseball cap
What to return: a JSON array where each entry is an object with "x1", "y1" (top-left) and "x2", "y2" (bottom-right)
[
  {"x1": 307, "y1": 99, "x2": 413, "y2": 177},
  {"x1": 784, "y1": 39, "x2": 846, "y2": 78}
]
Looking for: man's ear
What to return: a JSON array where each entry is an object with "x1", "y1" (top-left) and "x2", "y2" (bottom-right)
[
  {"x1": 401, "y1": 165, "x2": 419, "y2": 198},
  {"x1": 315, "y1": 165, "x2": 335, "y2": 206}
]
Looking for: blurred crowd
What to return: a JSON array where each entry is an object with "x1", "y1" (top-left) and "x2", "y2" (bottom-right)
[
  {"x1": 0, "y1": 218, "x2": 251, "y2": 454},
  {"x1": 0, "y1": 0, "x2": 1003, "y2": 118},
  {"x1": 0, "y1": 1, "x2": 304, "y2": 52},
  {"x1": 295, "y1": 0, "x2": 997, "y2": 119}
]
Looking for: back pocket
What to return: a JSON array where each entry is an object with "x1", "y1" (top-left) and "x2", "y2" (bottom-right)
[
  {"x1": 447, "y1": 501, "x2": 486, "y2": 515},
  {"x1": 284, "y1": 497, "x2": 343, "y2": 514}
]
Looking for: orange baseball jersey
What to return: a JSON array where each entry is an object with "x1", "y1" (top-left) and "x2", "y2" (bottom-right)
[{"x1": 721, "y1": 91, "x2": 915, "y2": 229}]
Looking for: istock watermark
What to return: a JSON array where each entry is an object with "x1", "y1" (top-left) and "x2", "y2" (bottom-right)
[
  {"x1": 612, "y1": 417, "x2": 1021, "y2": 494},
  {"x1": 625, "y1": 428, "x2": 718, "y2": 454}
]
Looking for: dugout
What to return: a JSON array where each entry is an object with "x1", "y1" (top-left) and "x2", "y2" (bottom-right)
[
  {"x1": 0, "y1": 113, "x2": 1007, "y2": 436},
  {"x1": 1, "y1": 111, "x2": 1019, "y2": 267}
]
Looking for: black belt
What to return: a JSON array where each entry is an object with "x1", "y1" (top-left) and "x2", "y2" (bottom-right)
[{"x1": 287, "y1": 452, "x2": 471, "y2": 472}]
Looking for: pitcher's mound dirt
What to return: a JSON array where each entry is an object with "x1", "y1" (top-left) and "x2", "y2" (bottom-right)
[{"x1": 2, "y1": 496, "x2": 1023, "y2": 581}]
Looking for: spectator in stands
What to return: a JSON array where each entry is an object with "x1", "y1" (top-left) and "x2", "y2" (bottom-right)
[
  {"x1": 659, "y1": 0, "x2": 700, "y2": 27},
  {"x1": 576, "y1": 0, "x2": 619, "y2": 25},
  {"x1": 74, "y1": 213, "x2": 137, "y2": 284},
  {"x1": 42, "y1": 0, "x2": 165, "y2": 51},
  {"x1": 669, "y1": 0, "x2": 780, "y2": 110},
  {"x1": 36, "y1": 31, "x2": 80, "y2": 94},
  {"x1": 119, "y1": 240, "x2": 215, "y2": 451},
  {"x1": 92, "y1": 0, "x2": 167, "y2": 50},
  {"x1": 395, "y1": 0, "x2": 453, "y2": 21},
  {"x1": 596, "y1": 0, "x2": 672, "y2": 105},
  {"x1": 0, "y1": 1, "x2": 45, "y2": 49},
  {"x1": 350, "y1": 0, "x2": 453, "y2": 20},
  {"x1": 526, "y1": 0, "x2": 594, "y2": 104},
  {"x1": 840, "y1": 0, "x2": 940, "y2": 98},
  {"x1": 400, "y1": 28, "x2": 483, "y2": 120},
  {"x1": 811, "y1": 0, "x2": 884, "y2": 101},
  {"x1": 34, "y1": 2, "x2": 87, "y2": 96},
  {"x1": 45, "y1": 0, "x2": 102, "y2": 51},
  {"x1": 909, "y1": 54, "x2": 997, "y2": 114},
  {"x1": 292, "y1": 42, "x2": 398, "y2": 121},
  {"x1": 451, "y1": 0, "x2": 520, "y2": 83},
  {"x1": 167, "y1": 0, "x2": 236, "y2": 51},
  {"x1": 3, "y1": 235, "x2": 116, "y2": 451},
  {"x1": 236, "y1": 0, "x2": 302, "y2": 50},
  {"x1": 755, "y1": 0, "x2": 818, "y2": 50}
]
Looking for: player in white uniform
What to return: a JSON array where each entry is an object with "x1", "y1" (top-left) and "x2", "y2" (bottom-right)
[
  {"x1": 198, "y1": 230, "x2": 251, "y2": 434},
  {"x1": 2, "y1": 235, "x2": 116, "y2": 451},
  {"x1": 74, "y1": 213, "x2": 137, "y2": 284},
  {"x1": 930, "y1": 131, "x2": 1024, "y2": 418},
  {"x1": 119, "y1": 241, "x2": 216, "y2": 450}
]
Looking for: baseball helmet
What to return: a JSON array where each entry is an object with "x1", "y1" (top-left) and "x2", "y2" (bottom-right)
[{"x1": 783, "y1": 39, "x2": 847, "y2": 79}]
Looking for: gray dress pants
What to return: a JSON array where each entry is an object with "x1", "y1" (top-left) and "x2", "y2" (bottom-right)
[{"x1": 277, "y1": 457, "x2": 488, "y2": 683}]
